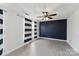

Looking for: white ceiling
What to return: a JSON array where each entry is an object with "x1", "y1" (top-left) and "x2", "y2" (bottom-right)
[{"x1": 2, "y1": 3, "x2": 79, "y2": 21}]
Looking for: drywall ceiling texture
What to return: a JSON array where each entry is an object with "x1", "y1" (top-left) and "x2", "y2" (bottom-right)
[{"x1": 2, "y1": 3, "x2": 79, "y2": 21}]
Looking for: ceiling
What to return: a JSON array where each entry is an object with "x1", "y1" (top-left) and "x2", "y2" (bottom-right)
[{"x1": 2, "y1": 3, "x2": 79, "y2": 21}]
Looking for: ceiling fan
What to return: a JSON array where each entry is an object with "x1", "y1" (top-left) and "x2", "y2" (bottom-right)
[{"x1": 37, "y1": 11, "x2": 57, "y2": 20}]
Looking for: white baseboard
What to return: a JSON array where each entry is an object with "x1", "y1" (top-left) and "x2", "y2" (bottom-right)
[
  {"x1": 39, "y1": 37, "x2": 67, "y2": 42},
  {"x1": 67, "y1": 41, "x2": 79, "y2": 54},
  {"x1": 3, "y1": 39, "x2": 36, "y2": 56}
]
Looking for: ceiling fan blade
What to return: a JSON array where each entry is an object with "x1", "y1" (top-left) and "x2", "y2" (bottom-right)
[
  {"x1": 49, "y1": 13, "x2": 57, "y2": 16},
  {"x1": 48, "y1": 16, "x2": 53, "y2": 19}
]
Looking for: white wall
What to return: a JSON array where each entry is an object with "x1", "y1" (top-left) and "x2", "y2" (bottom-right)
[
  {"x1": 1, "y1": 4, "x2": 39, "y2": 55},
  {"x1": 0, "y1": 4, "x2": 32, "y2": 55},
  {"x1": 67, "y1": 9, "x2": 79, "y2": 53},
  {"x1": 37, "y1": 22, "x2": 39, "y2": 38},
  {"x1": 2, "y1": 3, "x2": 79, "y2": 55},
  {"x1": 32, "y1": 20, "x2": 34, "y2": 40},
  {"x1": 3, "y1": 6, "x2": 24, "y2": 55}
]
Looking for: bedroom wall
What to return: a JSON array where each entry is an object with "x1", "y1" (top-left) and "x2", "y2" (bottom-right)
[
  {"x1": 0, "y1": 4, "x2": 40, "y2": 55},
  {"x1": 1, "y1": 3, "x2": 79, "y2": 55},
  {"x1": 39, "y1": 19, "x2": 67, "y2": 40},
  {"x1": 3, "y1": 6, "x2": 24, "y2": 55},
  {"x1": 67, "y1": 9, "x2": 79, "y2": 53}
]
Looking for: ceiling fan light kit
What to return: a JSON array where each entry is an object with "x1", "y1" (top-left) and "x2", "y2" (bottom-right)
[{"x1": 37, "y1": 11, "x2": 57, "y2": 20}]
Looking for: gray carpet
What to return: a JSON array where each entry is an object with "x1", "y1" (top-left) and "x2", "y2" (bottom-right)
[{"x1": 6, "y1": 39, "x2": 79, "y2": 56}]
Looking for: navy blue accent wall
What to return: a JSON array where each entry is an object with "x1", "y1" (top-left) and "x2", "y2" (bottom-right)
[{"x1": 39, "y1": 19, "x2": 67, "y2": 40}]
